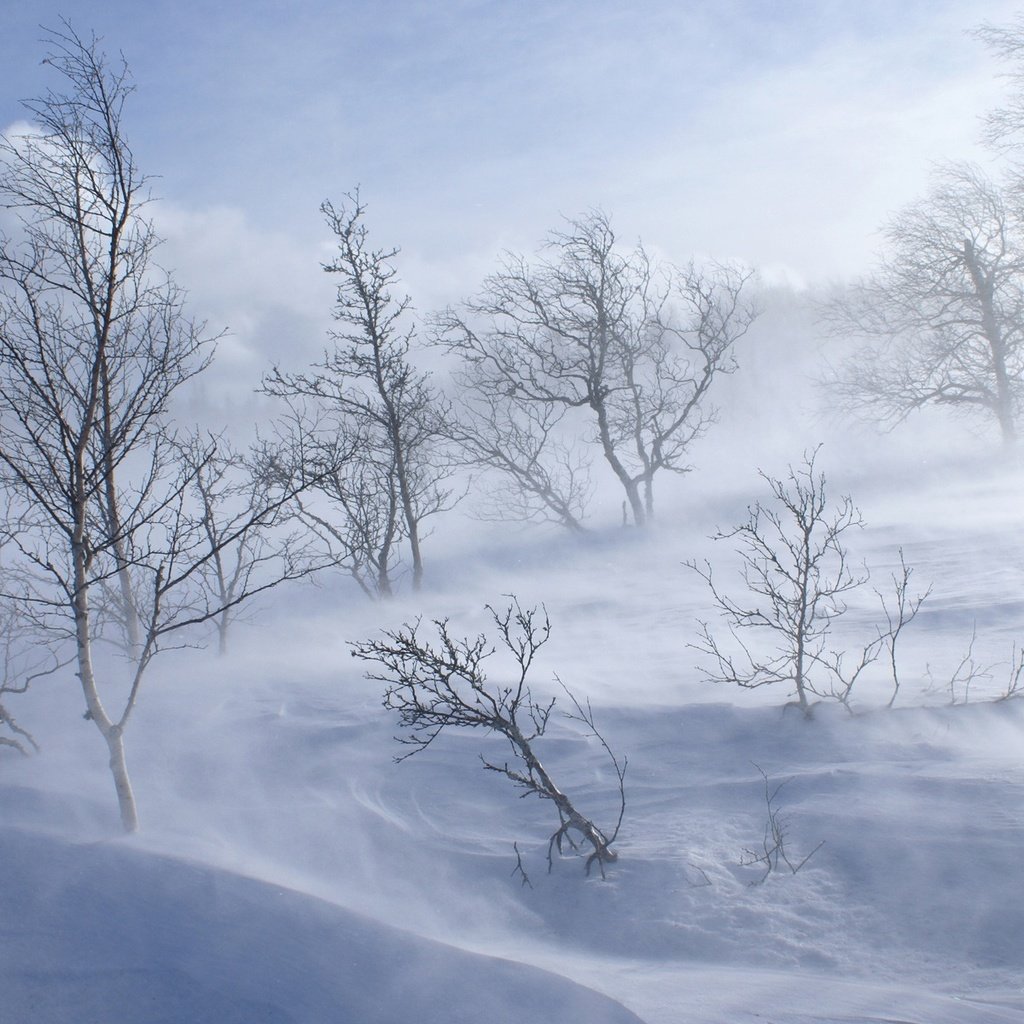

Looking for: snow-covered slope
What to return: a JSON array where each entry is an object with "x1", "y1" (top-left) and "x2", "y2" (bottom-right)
[
  {"x1": 2, "y1": 456, "x2": 1023, "y2": 1023},
  {"x1": 0, "y1": 827, "x2": 644, "y2": 1024}
]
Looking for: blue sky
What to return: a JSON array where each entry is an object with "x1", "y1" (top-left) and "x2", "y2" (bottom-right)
[{"x1": 2, "y1": 1, "x2": 1021, "y2": 384}]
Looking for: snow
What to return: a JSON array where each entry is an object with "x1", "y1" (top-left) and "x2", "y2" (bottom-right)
[{"x1": 2, "y1": 453, "x2": 1024, "y2": 1023}]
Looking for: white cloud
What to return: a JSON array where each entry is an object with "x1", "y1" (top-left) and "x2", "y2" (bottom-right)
[
  {"x1": 7, "y1": 1, "x2": 1023, "y2": 330},
  {"x1": 151, "y1": 203, "x2": 336, "y2": 429}
]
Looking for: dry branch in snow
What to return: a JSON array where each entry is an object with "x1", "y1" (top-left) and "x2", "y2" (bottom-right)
[{"x1": 352, "y1": 599, "x2": 626, "y2": 876}]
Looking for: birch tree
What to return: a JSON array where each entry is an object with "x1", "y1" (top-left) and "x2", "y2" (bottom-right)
[
  {"x1": 352, "y1": 600, "x2": 627, "y2": 876},
  {"x1": 0, "y1": 25, "x2": 309, "y2": 831},
  {"x1": 443, "y1": 395, "x2": 592, "y2": 532},
  {"x1": 254, "y1": 403, "x2": 403, "y2": 600}
]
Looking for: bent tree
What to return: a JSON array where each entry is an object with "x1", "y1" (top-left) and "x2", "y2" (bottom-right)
[
  {"x1": 443, "y1": 392, "x2": 592, "y2": 532},
  {"x1": 352, "y1": 600, "x2": 626, "y2": 876},
  {"x1": 0, "y1": 26, "x2": 306, "y2": 830}
]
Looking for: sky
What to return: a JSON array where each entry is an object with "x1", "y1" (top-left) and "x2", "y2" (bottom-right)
[{"x1": 1, "y1": 1, "x2": 1023, "y2": 395}]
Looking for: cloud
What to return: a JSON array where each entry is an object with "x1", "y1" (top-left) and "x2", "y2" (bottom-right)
[
  {"x1": 6, "y1": 1, "x2": 1023, "y2": 334},
  {"x1": 152, "y1": 204, "x2": 336, "y2": 428}
]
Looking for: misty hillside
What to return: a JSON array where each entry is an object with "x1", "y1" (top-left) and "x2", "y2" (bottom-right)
[
  {"x1": 2, "y1": 452, "x2": 1023, "y2": 1023},
  {"x1": 4, "y1": 3, "x2": 1024, "y2": 1022}
]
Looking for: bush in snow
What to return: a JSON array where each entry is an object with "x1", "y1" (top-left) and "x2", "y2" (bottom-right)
[{"x1": 688, "y1": 447, "x2": 927, "y2": 715}]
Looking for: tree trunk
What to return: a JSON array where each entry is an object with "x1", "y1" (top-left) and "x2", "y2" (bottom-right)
[
  {"x1": 593, "y1": 395, "x2": 646, "y2": 526},
  {"x1": 101, "y1": 357, "x2": 142, "y2": 654},
  {"x1": 794, "y1": 551, "x2": 811, "y2": 713},
  {"x1": 643, "y1": 477, "x2": 655, "y2": 520},
  {"x1": 73, "y1": 534, "x2": 139, "y2": 833},
  {"x1": 965, "y1": 239, "x2": 1017, "y2": 445},
  {"x1": 390, "y1": 418, "x2": 424, "y2": 590},
  {"x1": 375, "y1": 551, "x2": 393, "y2": 598},
  {"x1": 623, "y1": 479, "x2": 646, "y2": 527},
  {"x1": 104, "y1": 725, "x2": 138, "y2": 833},
  {"x1": 508, "y1": 721, "x2": 614, "y2": 866},
  {"x1": 405, "y1": 506, "x2": 424, "y2": 591},
  {"x1": 990, "y1": 342, "x2": 1017, "y2": 445}
]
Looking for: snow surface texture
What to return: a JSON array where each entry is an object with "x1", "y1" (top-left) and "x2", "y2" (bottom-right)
[
  {"x1": 0, "y1": 829, "x2": 642, "y2": 1024},
  {"x1": 2, "y1": 457, "x2": 1024, "y2": 1023}
]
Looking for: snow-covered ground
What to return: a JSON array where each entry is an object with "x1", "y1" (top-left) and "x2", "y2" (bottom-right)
[{"x1": 2, "y1": 449, "x2": 1023, "y2": 1023}]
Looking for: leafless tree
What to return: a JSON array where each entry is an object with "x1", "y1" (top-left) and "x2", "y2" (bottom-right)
[
  {"x1": 689, "y1": 449, "x2": 926, "y2": 715},
  {"x1": 975, "y1": 15, "x2": 1024, "y2": 151},
  {"x1": 918, "y1": 626, "x2": 1024, "y2": 706},
  {"x1": 0, "y1": 591, "x2": 64, "y2": 755},
  {"x1": 445, "y1": 394, "x2": 592, "y2": 532},
  {"x1": 435, "y1": 211, "x2": 756, "y2": 526},
  {"x1": 822, "y1": 163, "x2": 1024, "y2": 445},
  {"x1": 997, "y1": 645, "x2": 1024, "y2": 700},
  {"x1": 181, "y1": 435, "x2": 307, "y2": 654},
  {"x1": 254, "y1": 399, "x2": 403, "y2": 599},
  {"x1": 351, "y1": 600, "x2": 627, "y2": 876},
  {"x1": 879, "y1": 549, "x2": 930, "y2": 708},
  {"x1": 924, "y1": 625, "x2": 990, "y2": 706},
  {"x1": 0, "y1": 26, "x2": 313, "y2": 831},
  {"x1": 0, "y1": 25, "x2": 218, "y2": 656},
  {"x1": 263, "y1": 192, "x2": 452, "y2": 590}
]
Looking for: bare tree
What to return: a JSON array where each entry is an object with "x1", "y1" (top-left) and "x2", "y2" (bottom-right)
[
  {"x1": 689, "y1": 449, "x2": 926, "y2": 715},
  {"x1": 925, "y1": 625, "x2": 989, "y2": 706},
  {"x1": 263, "y1": 192, "x2": 452, "y2": 591},
  {"x1": 435, "y1": 211, "x2": 756, "y2": 526},
  {"x1": 879, "y1": 549, "x2": 930, "y2": 708},
  {"x1": 181, "y1": 435, "x2": 306, "y2": 654},
  {"x1": 254, "y1": 399, "x2": 403, "y2": 599},
  {"x1": 0, "y1": 592, "x2": 63, "y2": 755},
  {"x1": 822, "y1": 163, "x2": 1024, "y2": 445},
  {"x1": 352, "y1": 600, "x2": 626, "y2": 876},
  {"x1": 997, "y1": 645, "x2": 1024, "y2": 700},
  {"x1": 975, "y1": 15, "x2": 1024, "y2": 151},
  {"x1": 0, "y1": 26, "x2": 312, "y2": 831},
  {"x1": 444, "y1": 394, "x2": 592, "y2": 532},
  {"x1": 0, "y1": 25, "x2": 215, "y2": 655}
]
